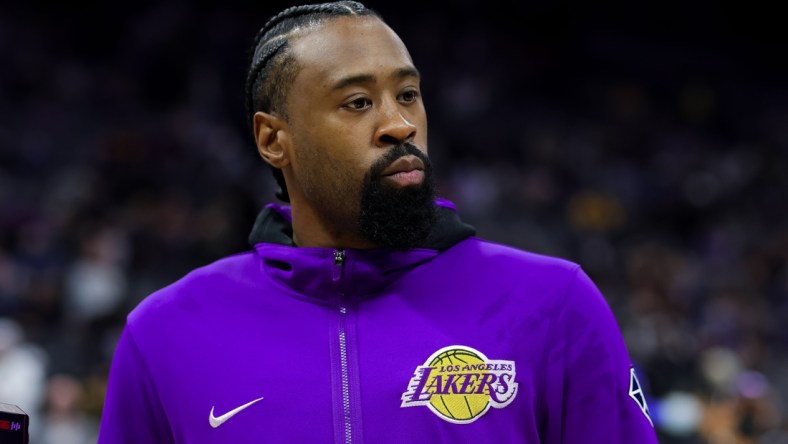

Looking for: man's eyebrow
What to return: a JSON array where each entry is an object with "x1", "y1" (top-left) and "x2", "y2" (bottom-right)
[
  {"x1": 331, "y1": 74, "x2": 376, "y2": 91},
  {"x1": 392, "y1": 66, "x2": 420, "y2": 81},
  {"x1": 330, "y1": 67, "x2": 421, "y2": 91}
]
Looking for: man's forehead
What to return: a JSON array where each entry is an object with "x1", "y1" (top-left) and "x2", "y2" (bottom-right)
[{"x1": 289, "y1": 15, "x2": 414, "y2": 82}]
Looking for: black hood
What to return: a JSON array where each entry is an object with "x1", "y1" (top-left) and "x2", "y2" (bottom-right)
[{"x1": 248, "y1": 199, "x2": 475, "y2": 251}]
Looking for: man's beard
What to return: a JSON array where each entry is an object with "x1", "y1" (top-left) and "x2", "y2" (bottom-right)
[{"x1": 358, "y1": 143, "x2": 437, "y2": 249}]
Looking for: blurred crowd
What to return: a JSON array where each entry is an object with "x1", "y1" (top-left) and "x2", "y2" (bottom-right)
[{"x1": 1, "y1": 1, "x2": 787, "y2": 443}]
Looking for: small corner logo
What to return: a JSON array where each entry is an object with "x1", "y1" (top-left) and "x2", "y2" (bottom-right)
[
  {"x1": 400, "y1": 345, "x2": 518, "y2": 424},
  {"x1": 0, "y1": 420, "x2": 21, "y2": 431},
  {"x1": 629, "y1": 367, "x2": 653, "y2": 427},
  {"x1": 209, "y1": 396, "x2": 264, "y2": 429}
]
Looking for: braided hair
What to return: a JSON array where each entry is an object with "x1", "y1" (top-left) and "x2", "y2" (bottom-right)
[{"x1": 245, "y1": 1, "x2": 379, "y2": 202}]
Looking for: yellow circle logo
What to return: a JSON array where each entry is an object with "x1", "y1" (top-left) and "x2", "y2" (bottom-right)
[
  {"x1": 401, "y1": 345, "x2": 518, "y2": 424},
  {"x1": 428, "y1": 349, "x2": 490, "y2": 421}
]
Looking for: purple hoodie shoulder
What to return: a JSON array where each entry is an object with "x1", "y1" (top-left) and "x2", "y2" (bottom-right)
[{"x1": 399, "y1": 236, "x2": 657, "y2": 442}]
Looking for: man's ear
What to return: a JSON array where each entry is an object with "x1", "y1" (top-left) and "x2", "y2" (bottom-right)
[{"x1": 253, "y1": 111, "x2": 291, "y2": 169}]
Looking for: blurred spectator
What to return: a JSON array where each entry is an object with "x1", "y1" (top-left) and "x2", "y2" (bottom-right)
[
  {"x1": 64, "y1": 227, "x2": 129, "y2": 323},
  {"x1": 36, "y1": 374, "x2": 98, "y2": 444},
  {"x1": 0, "y1": 318, "x2": 47, "y2": 428}
]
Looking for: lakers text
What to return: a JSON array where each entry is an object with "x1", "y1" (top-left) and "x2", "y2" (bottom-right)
[{"x1": 401, "y1": 346, "x2": 518, "y2": 424}]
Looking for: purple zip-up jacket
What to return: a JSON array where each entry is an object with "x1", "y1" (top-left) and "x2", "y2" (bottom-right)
[{"x1": 99, "y1": 200, "x2": 658, "y2": 443}]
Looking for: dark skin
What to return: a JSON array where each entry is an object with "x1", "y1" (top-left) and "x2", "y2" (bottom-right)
[{"x1": 253, "y1": 16, "x2": 429, "y2": 249}]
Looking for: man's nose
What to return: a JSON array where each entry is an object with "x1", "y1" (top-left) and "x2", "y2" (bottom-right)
[{"x1": 374, "y1": 106, "x2": 417, "y2": 147}]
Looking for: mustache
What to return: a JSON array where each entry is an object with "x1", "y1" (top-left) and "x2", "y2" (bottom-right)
[{"x1": 368, "y1": 143, "x2": 431, "y2": 178}]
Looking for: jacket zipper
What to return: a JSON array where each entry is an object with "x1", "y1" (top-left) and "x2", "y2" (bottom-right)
[{"x1": 334, "y1": 250, "x2": 352, "y2": 444}]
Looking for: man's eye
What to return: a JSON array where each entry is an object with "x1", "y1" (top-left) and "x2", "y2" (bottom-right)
[
  {"x1": 345, "y1": 98, "x2": 371, "y2": 110},
  {"x1": 399, "y1": 90, "x2": 420, "y2": 103}
]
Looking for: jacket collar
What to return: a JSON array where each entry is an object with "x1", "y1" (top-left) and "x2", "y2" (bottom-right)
[{"x1": 248, "y1": 199, "x2": 475, "y2": 304}]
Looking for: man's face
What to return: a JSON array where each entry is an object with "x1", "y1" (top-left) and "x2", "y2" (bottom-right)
[{"x1": 282, "y1": 16, "x2": 434, "y2": 247}]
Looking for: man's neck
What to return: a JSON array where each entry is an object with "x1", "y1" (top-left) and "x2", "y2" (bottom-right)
[{"x1": 289, "y1": 200, "x2": 376, "y2": 250}]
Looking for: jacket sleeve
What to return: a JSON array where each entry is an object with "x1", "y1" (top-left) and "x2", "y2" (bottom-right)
[
  {"x1": 98, "y1": 326, "x2": 174, "y2": 443},
  {"x1": 541, "y1": 267, "x2": 658, "y2": 443}
]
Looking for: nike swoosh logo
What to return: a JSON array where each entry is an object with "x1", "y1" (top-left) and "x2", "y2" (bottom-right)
[{"x1": 209, "y1": 396, "x2": 264, "y2": 428}]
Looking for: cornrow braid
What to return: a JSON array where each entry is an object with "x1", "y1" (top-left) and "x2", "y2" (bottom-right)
[{"x1": 245, "y1": 1, "x2": 380, "y2": 202}]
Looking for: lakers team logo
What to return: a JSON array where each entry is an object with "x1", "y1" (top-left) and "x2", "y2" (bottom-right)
[{"x1": 400, "y1": 345, "x2": 518, "y2": 424}]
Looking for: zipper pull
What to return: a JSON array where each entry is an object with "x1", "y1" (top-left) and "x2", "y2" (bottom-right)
[
  {"x1": 334, "y1": 249, "x2": 345, "y2": 266},
  {"x1": 333, "y1": 249, "x2": 345, "y2": 282}
]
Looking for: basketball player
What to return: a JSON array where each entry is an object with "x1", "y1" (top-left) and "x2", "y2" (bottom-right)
[{"x1": 98, "y1": 2, "x2": 658, "y2": 442}]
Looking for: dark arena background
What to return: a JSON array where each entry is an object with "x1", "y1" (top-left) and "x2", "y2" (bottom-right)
[{"x1": 1, "y1": 1, "x2": 788, "y2": 442}]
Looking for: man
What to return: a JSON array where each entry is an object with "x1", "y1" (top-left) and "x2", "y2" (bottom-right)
[{"x1": 99, "y1": 2, "x2": 659, "y2": 443}]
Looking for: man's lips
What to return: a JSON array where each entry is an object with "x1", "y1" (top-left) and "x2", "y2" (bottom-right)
[
  {"x1": 380, "y1": 155, "x2": 424, "y2": 176},
  {"x1": 380, "y1": 155, "x2": 425, "y2": 186}
]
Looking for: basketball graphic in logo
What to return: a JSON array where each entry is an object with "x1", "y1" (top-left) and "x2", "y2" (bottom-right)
[
  {"x1": 427, "y1": 348, "x2": 490, "y2": 421},
  {"x1": 401, "y1": 345, "x2": 518, "y2": 424}
]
